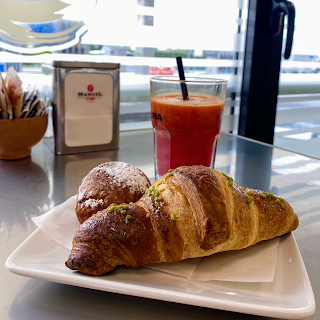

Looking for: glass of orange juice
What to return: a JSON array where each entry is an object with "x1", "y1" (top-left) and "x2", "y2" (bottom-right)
[{"x1": 150, "y1": 76, "x2": 227, "y2": 179}]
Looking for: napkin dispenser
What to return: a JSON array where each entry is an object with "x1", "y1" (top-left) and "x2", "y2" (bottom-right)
[{"x1": 48, "y1": 61, "x2": 120, "y2": 155}]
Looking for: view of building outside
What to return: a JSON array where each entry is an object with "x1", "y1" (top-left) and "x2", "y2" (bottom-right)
[
  {"x1": 0, "y1": 0, "x2": 247, "y2": 134},
  {"x1": 0, "y1": 0, "x2": 319, "y2": 157}
]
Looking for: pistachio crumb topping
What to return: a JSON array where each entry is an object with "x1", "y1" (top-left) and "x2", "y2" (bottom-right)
[
  {"x1": 121, "y1": 210, "x2": 127, "y2": 215},
  {"x1": 260, "y1": 193, "x2": 267, "y2": 199},
  {"x1": 247, "y1": 196, "x2": 254, "y2": 204},
  {"x1": 267, "y1": 193, "x2": 277, "y2": 199},
  {"x1": 275, "y1": 199, "x2": 285, "y2": 208},
  {"x1": 242, "y1": 186, "x2": 245, "y2": 190},
  {"x1": 221, "y1": 172, "x2": 234, "y2": 187},
  {"x1": 246, "y1": 190, "x2": 252, "y2": 195},
  {"x1": 146, "y1": 186, "x2": 163, "y2": 198},
  {"x1": 170, "y1": 214, "x2": 176, "y2": 221},
  {"x1": 146, "y1": 213, "x2": 150, "y2": 218},
  {"x1": 228, "y1": 236, "x2": 233, "y2": 241},
  {"x1": 221, "y1": 172, "x2": 229, "y2": 179},
  {"x1": 125, "y1": 215, "x2": 132, "y2": 224}
]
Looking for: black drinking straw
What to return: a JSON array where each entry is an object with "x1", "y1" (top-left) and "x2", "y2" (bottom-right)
[{"x1": 176, "y1": 56, "x2": 189, "y2": 100}]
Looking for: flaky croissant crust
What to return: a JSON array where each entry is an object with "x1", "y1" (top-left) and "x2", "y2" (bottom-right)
[{"x1": 66, "y1": 165, "x2": 299, "y2": 276}]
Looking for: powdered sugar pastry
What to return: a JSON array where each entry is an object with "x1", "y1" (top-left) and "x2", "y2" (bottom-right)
[{"x1": 97, "y1": 161, "x2": 150, "y2": 195}]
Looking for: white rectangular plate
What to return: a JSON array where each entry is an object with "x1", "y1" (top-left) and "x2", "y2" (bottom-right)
[{"x1": 6, "y1": 229, "x2": 315, "y2": 319}]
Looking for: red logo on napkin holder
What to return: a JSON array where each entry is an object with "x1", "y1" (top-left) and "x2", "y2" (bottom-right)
[{"x1": 78, "y1": 85, "x2": 102, "y2": 102}]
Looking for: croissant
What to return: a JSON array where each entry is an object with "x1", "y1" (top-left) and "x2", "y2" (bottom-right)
[{"x1": 66, "y1": 165, "x2": 299, "y2": 276}]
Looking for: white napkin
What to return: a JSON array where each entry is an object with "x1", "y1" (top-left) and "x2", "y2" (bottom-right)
[
  {"x1": 32, "y1": 196, "x2": 279, "y2": 282},
  {"x1": 32, "y1": 196, "x2": 80, "y2": 249}
]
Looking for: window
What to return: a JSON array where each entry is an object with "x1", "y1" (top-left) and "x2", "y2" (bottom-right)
[
  {"x1": 137, "y1": 0, "x2": 155, "y2": 7},
  {"x1": 0, "y1": 0, "x2": 247, "y2": 135},
  {"x1": 275, "y1": 0, "x2": 320, "y2": 158}
]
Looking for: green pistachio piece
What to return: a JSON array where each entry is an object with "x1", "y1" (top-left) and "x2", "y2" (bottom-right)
[
  {"x1": 221, "y1": 172, "x2": 229, "y2": 179},
  {"x1": 275, "y1": 199, "x2": 285, "y2": 208},
  {"x1": 267, "y1": 193, "x2": 277, "y2": 199}
]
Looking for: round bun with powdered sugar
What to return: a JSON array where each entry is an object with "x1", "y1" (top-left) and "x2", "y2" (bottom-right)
[{"x1": 76, "y1": 161, "x2": 151, "y2": 224}]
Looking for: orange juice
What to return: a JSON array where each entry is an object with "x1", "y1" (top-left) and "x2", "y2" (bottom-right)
[{"x1": 151, "y1": 93, "x2": 225, "y2": 176}]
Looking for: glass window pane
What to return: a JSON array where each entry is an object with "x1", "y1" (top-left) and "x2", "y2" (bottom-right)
[
  {"x1": 275, "y1": 0, "x2": 320, "y2": 158},
  {"x1": 0, "y1": 0, "x2": 248, "y2": 136}
]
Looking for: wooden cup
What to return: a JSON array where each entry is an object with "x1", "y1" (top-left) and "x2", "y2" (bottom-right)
[{"x1": 0, "y1": 114, "x2": 48, "y2": 160}]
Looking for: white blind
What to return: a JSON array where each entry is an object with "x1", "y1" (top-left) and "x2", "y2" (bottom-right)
[{"x1": 81, "y1": 0, "x2": 239, "y2": 51}]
